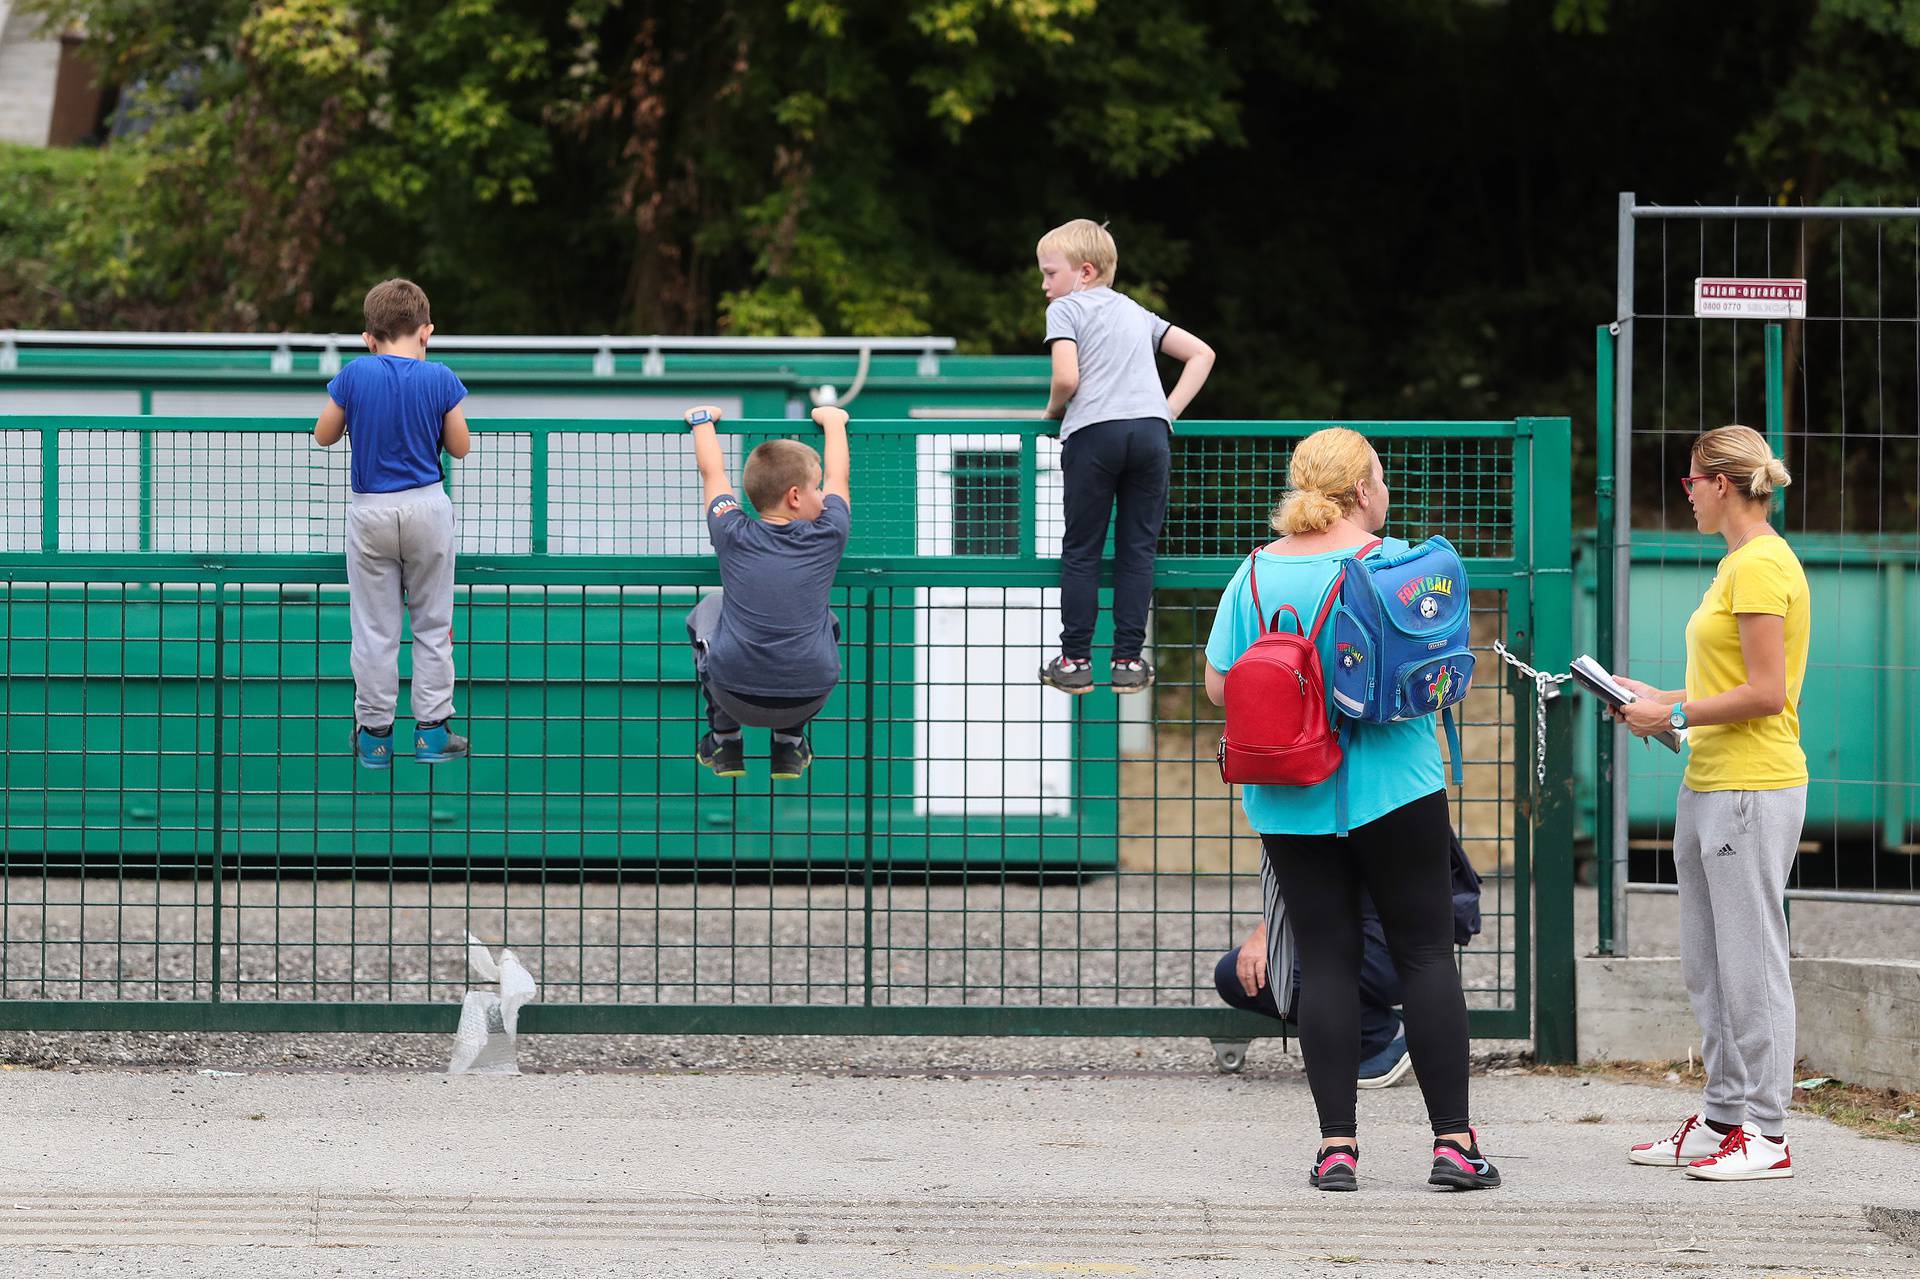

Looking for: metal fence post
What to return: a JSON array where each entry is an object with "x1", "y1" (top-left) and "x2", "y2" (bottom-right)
[
  {"x1": 1530, "y1": 417, "x2": 1577, "y2": 1063},
  {"x1": 209, "y1": 583, "x2": 226, "y2": 1004},
  {"x1": 39, "y1": 422, "x2": 58, "y2": 552},
  {"x1": 862, "y1": 588, "x2": 877, "y2": 1008},
  {"x1": 1594, "y1": 325, "x2": 1616, "y2": 955},
  {"x1": 1609, "y1": 192, "x2": 1636, "y2": 956}
]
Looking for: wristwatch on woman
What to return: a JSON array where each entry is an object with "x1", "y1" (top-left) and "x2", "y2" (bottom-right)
[{"x1": 1668, "y1": 703, "x2": 1689, "y2": 731}]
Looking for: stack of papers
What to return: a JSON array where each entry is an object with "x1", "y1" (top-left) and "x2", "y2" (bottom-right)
[{"x1": 1570, "y1": 653, "x2": 1686, "y2": 753}]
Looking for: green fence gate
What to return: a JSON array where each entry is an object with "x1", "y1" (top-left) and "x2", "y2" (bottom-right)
[{"x1": 0, "y1": 413, "x2": 1575, "y2": 1059}]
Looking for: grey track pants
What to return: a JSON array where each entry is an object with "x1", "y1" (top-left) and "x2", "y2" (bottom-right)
[
  {"x1": 346, "y1": 485, "x2": 457, "y2": 727},
  {"x1": 1673, "y1": 783, "x2": 1808, "y2": 1134}
]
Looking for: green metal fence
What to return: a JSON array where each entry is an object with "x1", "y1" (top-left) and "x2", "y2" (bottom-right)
[
  {"x1": 0, "y1": 415, "x2": 1574, "y2": 1057},
  {"x1": 1597, "y1": 197, "x2": 1920, "y2": 955}
]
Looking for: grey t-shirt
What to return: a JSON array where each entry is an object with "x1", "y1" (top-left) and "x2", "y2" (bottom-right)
[
  {"x1": 1044, "y1": 287, "x2": 1173, "y2": 441},
  {"x1": 703, "y1": 492, "x2": 851, "y2": 697}
]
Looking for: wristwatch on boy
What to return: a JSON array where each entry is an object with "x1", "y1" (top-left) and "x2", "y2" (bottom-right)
[
  {"x1": 683, "y1": 405, "x2": 721, "y2": 430},
  {"x1": 1668, "y1": 703, "x2": 1689, "y2": 731}
]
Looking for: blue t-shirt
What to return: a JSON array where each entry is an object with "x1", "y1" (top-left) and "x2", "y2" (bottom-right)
[
  {"x1": 1205, "y1": 539, "x2": 1445, "y2": 835},
  {"x1": 703, "y1": 493, "x2": 851, "y2": 698},
  {"x1": 326, "y1": 355, "x2": 468, "y2": 494}
]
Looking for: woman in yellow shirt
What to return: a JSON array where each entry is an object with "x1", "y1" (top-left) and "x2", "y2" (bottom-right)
[{"x1": 1614, "y1": 425, "x2": 1810, "y2": 1184}]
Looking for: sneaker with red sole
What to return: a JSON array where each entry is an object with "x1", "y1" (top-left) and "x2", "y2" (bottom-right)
[
  {"x1": 1308, "y1": 1143, "x2": 1358, "y2": 1192},
  {"x1": 1685, "y1": 1124, "x2": 1792, "y2": 1182},
  {"x1": 1629, "y1": 1113, "x2": 1724, "y2": 1167}
]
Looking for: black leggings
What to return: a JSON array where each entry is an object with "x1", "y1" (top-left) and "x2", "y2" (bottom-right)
[{"x1": 1261, "y1": 789, "x2": 1470, "y2": 1139}]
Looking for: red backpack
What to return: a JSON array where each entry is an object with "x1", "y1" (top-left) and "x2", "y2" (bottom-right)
[{"x1": 1216, "y1": 540, "x2": 1380, "y2": 787}]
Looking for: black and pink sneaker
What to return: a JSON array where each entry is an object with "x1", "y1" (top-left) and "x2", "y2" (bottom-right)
[
  {"x1": 1429, "y1": 1128, "x2": 1501, "y2": 1190},
  {"x1": 1309, "y1": 1143, "x2": 1359, "y2": 1192}
]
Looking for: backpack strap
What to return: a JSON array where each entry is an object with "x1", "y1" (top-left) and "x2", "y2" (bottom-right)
[
  {"x1": 1334, "y1": 720, "x2": 1352, "y2": 837},
  {"x1": 1306, "y1": 538, "x2": 1383, "y2": 643},
  {"x1": 1325, "y1": 539, "x2": 1382, "y2": 839},
  {"x1": 1442, "y1": 706, "x2": 1464, "y2": 786},
  {"x1": 1246, "y1": 551, "x2": 1270, "y2": 634}
]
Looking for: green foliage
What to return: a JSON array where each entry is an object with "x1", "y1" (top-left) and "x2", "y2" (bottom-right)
[{"x1": 9, "y1": 0, "x2": 1920, "y2": 501}]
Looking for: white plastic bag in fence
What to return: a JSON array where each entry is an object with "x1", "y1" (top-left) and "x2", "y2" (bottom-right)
[{"x1": 448, "y1": 932, "x2": 538, "y2": 1075}]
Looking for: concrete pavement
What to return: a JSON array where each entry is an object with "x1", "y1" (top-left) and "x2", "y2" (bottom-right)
[{"x1": 1, "y1": 1060, "x2": 1916, "y2": 1277}]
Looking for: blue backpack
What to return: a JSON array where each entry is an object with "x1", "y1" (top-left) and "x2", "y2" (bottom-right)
[{"x1": 1325, "y1": 536, "x2": 1474, "y2": 832}]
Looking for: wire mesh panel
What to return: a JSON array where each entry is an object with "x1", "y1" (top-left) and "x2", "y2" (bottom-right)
[
  {"x1": 1600, "y1": 205, "x2": 1920, "y2": 954},
  {"x1": 0, "y1": 417, "x2": 1563, "y2": 1039}
]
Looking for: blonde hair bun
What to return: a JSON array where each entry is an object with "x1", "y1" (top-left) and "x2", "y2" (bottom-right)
[
  {"x1": 1275, "y1": 489, "x2": 1345, "y2": 534},
  {"x1": 1270, "y1": 427, "x2": 1376, "y2": 535},
  {"x1": 1692, "y1": 424, "x2": 1790, "y2": 503}
]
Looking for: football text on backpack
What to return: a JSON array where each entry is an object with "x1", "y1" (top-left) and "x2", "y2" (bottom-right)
[
  {"x1": 1328, "y1": 535, "x2": 1474, "y2": 801},
  {"x1": 1215, "y1": 542, "x2": 1378, "y2": 789}
]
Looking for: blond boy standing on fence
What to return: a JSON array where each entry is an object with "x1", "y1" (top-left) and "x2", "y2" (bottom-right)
[
  {"x1": 1035, "y1": 218, "x2": 1215, "y2": 696},
  {"x1": 313, "y1": 278, "x2": 472, "y2": 769}
]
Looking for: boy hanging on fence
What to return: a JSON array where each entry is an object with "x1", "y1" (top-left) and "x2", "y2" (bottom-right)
[
  {"x1": 682, "y1": 403, "x2": 852, "y2": 781},
  {"x1": 1036, "y1": 218, "x2": 1216, "y2": 696},
  {"x1": 313, "y1": 278, "x2": 472, "y2": 769}
]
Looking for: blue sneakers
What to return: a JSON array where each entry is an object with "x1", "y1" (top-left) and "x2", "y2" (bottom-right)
[
  {"x1": 354, "y1": 726, "x2": 395, "y2": 771},
  {"x1": 1356, "y1": 1031, "x2": 1412, "y2": 1089},
  {"x1": 413, "y1": 720, "x2": 470, "y2": 764}
]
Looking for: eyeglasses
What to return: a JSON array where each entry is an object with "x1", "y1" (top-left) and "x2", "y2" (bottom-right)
[{"x1": 1680, "y1": 474, "x2": 1720, "y2": 495}]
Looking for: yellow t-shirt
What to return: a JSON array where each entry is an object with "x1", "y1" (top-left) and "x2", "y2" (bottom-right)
[{"x1": 1682, "y1": 535, "x2": 1811, "y2": 791}]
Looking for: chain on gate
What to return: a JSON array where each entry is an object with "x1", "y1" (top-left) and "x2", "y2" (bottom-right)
[{"x1": 1490, "y1": 640, "x2": 1574, "y2": 787}]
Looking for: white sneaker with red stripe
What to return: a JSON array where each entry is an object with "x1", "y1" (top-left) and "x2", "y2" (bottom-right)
[
  {"x1": 1628, "y1": 1113, "x2": 1724, "y2": 1167},
  {"x1": 1684, "y1": 1124, "x2": 1793, "y2": 1181}
]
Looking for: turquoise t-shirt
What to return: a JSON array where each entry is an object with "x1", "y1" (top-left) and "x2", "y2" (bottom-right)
[{"x1": 1205, "y1": 539, "x2": 1445, "y2": 835}]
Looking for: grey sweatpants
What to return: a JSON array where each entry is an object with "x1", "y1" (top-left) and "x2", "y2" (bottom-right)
[
  {"x1": 346, "y1": 484, "x2": 457, "y2": 728},
  {"x1": 1673, "y1": 783, "x2": 1808, "y2": 1134}
]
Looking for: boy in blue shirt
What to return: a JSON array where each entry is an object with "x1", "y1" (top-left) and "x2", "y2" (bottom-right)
[
  {"x1": 1036, "y1": 218, "x2": 1215, "y2": 695},
  {"x1": 313, "y1": 278, "x2": 472, "y2": 769},
  {"x1": 682, "y1": 403, "x2": 851, "y2": 780}
]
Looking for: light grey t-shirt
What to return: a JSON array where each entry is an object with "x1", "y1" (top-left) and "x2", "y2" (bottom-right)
[{"x1": 1043, "y1": 287, "x2": 1173, "y2": 441}]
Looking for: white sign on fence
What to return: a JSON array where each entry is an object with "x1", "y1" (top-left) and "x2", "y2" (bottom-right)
[{"x1": 1694, "y1": 277, "x2": 1807, "y2": 319}]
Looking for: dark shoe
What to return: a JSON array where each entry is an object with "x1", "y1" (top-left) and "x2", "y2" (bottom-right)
[
  {"x1": 769, "y1": 736, "x2": 813, "y2": 781},
  {"x1": 413, "y1": 720, "x2": 469, "y2": 764},
  {"x1": 1429, "y1": 1129, "x2": 1501, "y2": 1190},
  {"x1": 1039, "y1": 655, "x2": 1094, "y2": 694},
  {"x1": 354, "y1": 725, "x2": 395, "y2": 771},
  {"x1": 1309, "y1": 1143, "x2": 1359, "y2": 1192},
  {"x1": 696, "y1": 732, "x2": 746, "y2": 778},
  {"x1": 1110, "y1": 657, "x2": 1156, "y2": 694},
  {"x1": 1356, "y1": 1031, "x2": 1412, "y2": 1089}
]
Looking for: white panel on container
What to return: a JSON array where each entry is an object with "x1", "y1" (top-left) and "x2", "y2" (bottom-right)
[
  {"x1": 0, "y1": 429, "x2": 43, "y2": 551},
  {"x1": 0, "y1": 391, "x2": 141, "y2": 415},
  {"x1": 914, "y1": 433, "x2": 1062, "y2": 556},
  {"x1": 914, "y1": 586, "x2": 1072, "y2": 818},
  {"x1": 911, "y1": 432, "x2": 1071, "y2": 818},
  {"x1": 550, "y1": 432, "x2": 740, "y2": 556},
  {"x1": 453, "y1": 433, "x2": 530, "y2": 554},
  {"x1": 57, "y1": 431, "x2": 140, "y2": 552},
  {"x1": 148, "y1": 391, "x2": 317, "y2": 417},
  {"x1": 152, "y1": 432, "x2": 347, "y2": 554}
]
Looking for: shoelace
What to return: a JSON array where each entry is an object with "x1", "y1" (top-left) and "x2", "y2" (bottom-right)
[
  {"x1": 1665, "y1": 1115, "x2": 1699, "y2": 1147},
  {"x1": 1710, "y1": 1126, "x2": 1750, "y2": 1159}
]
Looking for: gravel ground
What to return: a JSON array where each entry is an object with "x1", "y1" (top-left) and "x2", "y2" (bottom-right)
[
  {"x1": 5, "y1": 870, "x2": 1911, "y2": 1073},
  {"x1": 0, "y1": 868, "x2": 1532, "y2": 1071}
]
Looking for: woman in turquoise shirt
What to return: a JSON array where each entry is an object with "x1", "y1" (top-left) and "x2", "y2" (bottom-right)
[{"x1": 1204, "y1": 427, "x2": 1496, "y2": 1194}]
